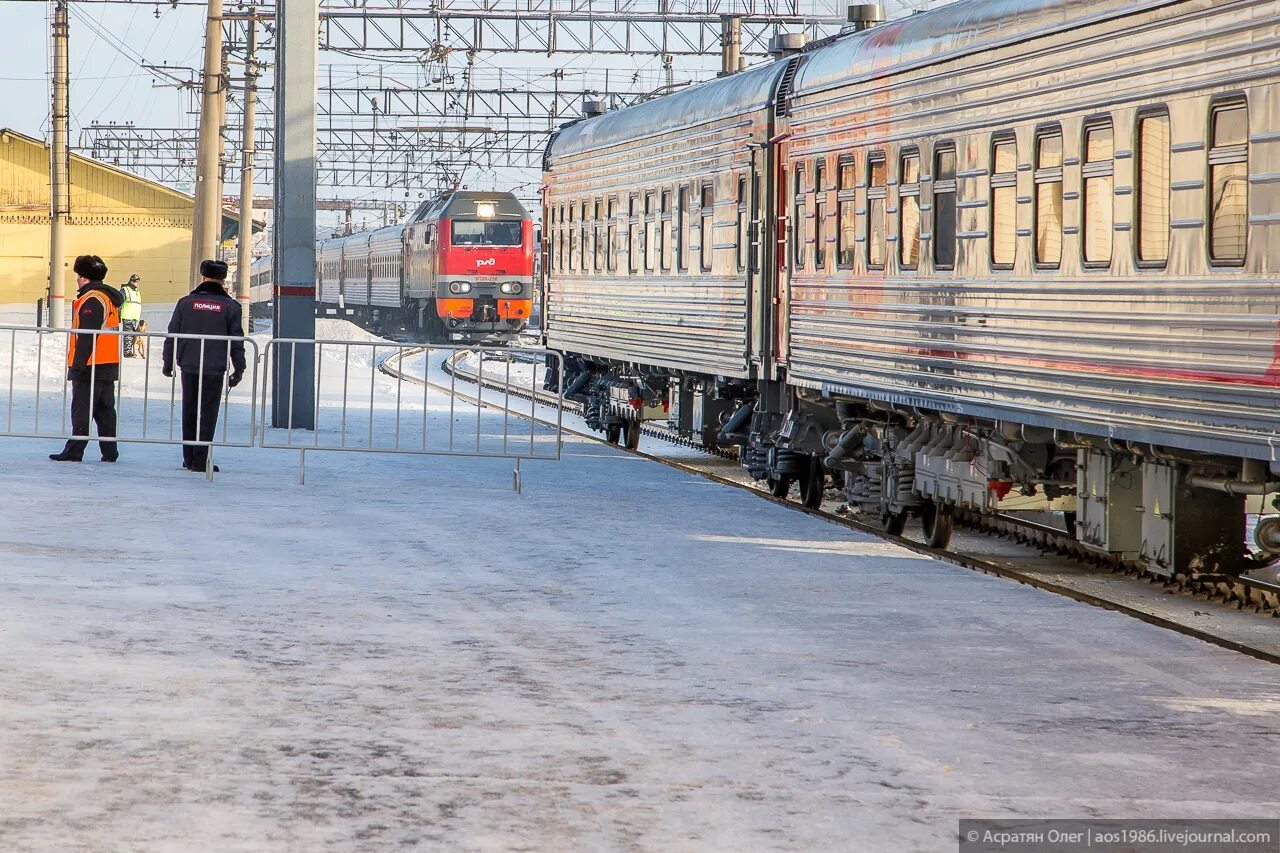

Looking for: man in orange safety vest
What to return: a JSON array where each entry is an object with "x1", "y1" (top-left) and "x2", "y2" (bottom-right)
[{"x1": 50, "y1": 255, "x2": 125, "y2": 463}]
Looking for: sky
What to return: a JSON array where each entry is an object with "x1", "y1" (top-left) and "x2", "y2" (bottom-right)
[{"x1": 0, "y1": 0, "x2": 953, "y2": 231}]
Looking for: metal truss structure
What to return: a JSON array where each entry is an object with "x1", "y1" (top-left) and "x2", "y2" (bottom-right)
[
  {"x1": 80, "y1": 123, "x2": 546, "y2": 188},
  {"x1": 300, "y1": 64, "x2": 711, "y2": 121},
  {"x1": 79, "y1": 0, "x2": 843, "y2": 198},
  {"x1": 221, "y1": 0, "x2": 837, "y2": 57}
]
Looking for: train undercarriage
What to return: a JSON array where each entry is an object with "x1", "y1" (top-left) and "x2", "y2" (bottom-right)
[{"x1": 555, "y1": 361, "x2": 1277, "y2": 579}]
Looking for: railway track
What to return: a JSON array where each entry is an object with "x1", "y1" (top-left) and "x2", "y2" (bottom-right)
[{"x1": 380, "y1": 346, "x2": 1280, "y2": 665}]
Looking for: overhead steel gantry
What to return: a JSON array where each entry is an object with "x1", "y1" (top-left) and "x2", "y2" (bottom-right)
[
  {"x1": 80, "y1": 123, "x2": 548, "y2": 187},
  {"x1": 222, "y1": 0, "x2": 835, "y2": 57},
  {"x1": 77, "y1": 0, "x2": 841, "y2": 193},
  {"x1": 76, "y1": 60, "x2": 717, "y2": 185}
]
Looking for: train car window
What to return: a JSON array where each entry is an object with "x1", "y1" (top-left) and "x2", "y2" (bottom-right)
[
  {"x1": 628, "y1": 195, "x2": 640, "y2": 275},
  {"x1": 594, "y1": 200, "x2": 605, "y2": 273},
  {"x1": 700, "y1": 184, "x2": 715, "y2": 272},
  {"x1": 580, "y1": 201, "x2": 590, "y2": 271},
  {"x1": 991, "y1": 136, "x2": 1017, "y2": 269},
  {"x1": 606, "y1": 197, "x2": 618, "y2": 273},
  {"x1": 677, "y1": 186, "x2": 688, "y2": 272},
  {"x1": 1136, "y1": 110, "x2": 1170, "y2": 267},
  {"x1": 568, "y1": 205, "x2": 578, "y2": 272},
  {"x1": 933, "y1": 145, "x2": 956, "y2": 270},
  {"x1": 556, "y1": 205, "x2": 565, "y2": 273},
  {"x1": 814, "y1": 161, "x2": 827, "y2": 270},
  {"x1": 867, "y1": 152, "x2": 887, "y2": 270},
  {"x1": 793, "y1": 167, "x2": 806, "y2": 270},
  {"x1": 736, "y1": 176, "x2": 748, "y2": 273},
  {"x1": 837, "y1": 155, "x2": 856, "y2": 269},
  {"x1": 1082, "y1": 121, "x2": 1114, "y2": 267},
  {"x1": 645, "y1": 192, "x2": 657, "y2": 273},
  {"x1": 1209, "y1": 99, "x2": 1248, "y2": 265},
  {"x1": 661, "y1": 190, "x2": 673, "y2": 272},
  {"x1": 899, "y1": 150, "x2": 921, "y2": 270},
  {"x1": 1034, "y1": 129, "x2": 1063, "y2": 269}
]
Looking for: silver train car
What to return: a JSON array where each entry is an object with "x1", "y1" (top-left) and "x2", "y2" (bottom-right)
[{"x1": 542, "y1": 0, "x2": 1280, "y2": 577}]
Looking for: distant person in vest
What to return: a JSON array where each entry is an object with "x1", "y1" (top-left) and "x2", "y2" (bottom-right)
[
  {"x1": 50, "y1": 255, "x2": 124, "y2": 463},
  {"x1": 162, "y1": 259, "x2": 246, "y2": 473},
  {"x1": 120, "y1": 274, "x2": 143, "y2": 357}
]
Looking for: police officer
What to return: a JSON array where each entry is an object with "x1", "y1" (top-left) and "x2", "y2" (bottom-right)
[
  {"x1": 120, "y1": 274, "x2": 142, "y2": 357},
  {"x1": 50, "y1": 255, "x2": 124, "y2": 463},
  {"x1": 162, "y1": 259, "x2": 246, "y2": 473}
]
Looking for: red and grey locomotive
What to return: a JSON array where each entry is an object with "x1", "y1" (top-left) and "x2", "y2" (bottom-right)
[{"x1": 254, "y1": 190, "x2": 535, "y2": 344}]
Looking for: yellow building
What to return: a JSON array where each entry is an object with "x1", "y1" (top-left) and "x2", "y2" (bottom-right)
[{"x1": 0, "y1": 127, "x2": 250, "y2": 305}]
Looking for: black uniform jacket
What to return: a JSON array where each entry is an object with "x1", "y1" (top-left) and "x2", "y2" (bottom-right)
[
  {"x1": 69, "y1": 281, "x2": 125, "y2": 383},
  {"x1": 163, "y1": 281, "x2": 248, "y2": 376}
]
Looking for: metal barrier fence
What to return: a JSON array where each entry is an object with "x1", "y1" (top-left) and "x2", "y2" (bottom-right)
[
  {"x1": 0, "y1": 325, "x2": 562, "y2": 490},
  {"x1": 259, "y1": 337, "x2": 564, "y2": 490},
  {"x1": 0, "y1": 325, "x2": 260, "y2": 477}
]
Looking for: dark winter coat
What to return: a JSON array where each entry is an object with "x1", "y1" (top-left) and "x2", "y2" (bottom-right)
[
  {"x1": 162, "y1": 281, "x2": 248, "y2": 376},
  {"x1": 68, "y1": 281, "x2": 125, "y2": 383}
]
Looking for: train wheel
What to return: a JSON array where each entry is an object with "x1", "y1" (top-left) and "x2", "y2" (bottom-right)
[
  {"x1": 623, "y1": 420, "x2": 641, "y2": 450},
  {"x1": 605, "y1": 424, "x2": 621, "y2": 445},
  {"x1": 799, "y1": 457, "x2": 825, "y2": 509},
  {"x1": 881, "y1": 509, "x2": 908, "y2": 536},
  {"x1": 921, "y1": 500, "x2": 954, "y2": 549},
  {"x1": 768, "y1": 476, "x2": 794, "y2": 499}
]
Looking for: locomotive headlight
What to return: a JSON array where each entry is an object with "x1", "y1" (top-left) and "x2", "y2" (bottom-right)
[
  {"x1": 499, "y1": 282, "x2": 523, "y2": 295},
  {"x1": 476, "y1": 202, "x2": 496, "y2": 219},
  {"x1": 449, "y1": 282, "x2": 473, "y2": 294}
]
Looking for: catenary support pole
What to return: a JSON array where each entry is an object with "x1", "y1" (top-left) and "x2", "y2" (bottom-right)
[
  {"x1": 190, "y1": 0, "x2": 226, "y2": 285},
  {"x1": 720, "y1": 15, "x2": 741, "y2": 77},
  {"x1": 271, "y1": 0, "x2": 317, "y2": 430},
  {"x1": 236, "y1": 17, "x2": 257, "y2": 334},
  {"x1": 48, "y1": 0, "x2": 69, "y2": 329}
]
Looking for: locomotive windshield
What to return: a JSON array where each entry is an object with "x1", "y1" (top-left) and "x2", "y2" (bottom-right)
[{"x1": 451, "y1": 220, "x2": 523, "y2": 247}]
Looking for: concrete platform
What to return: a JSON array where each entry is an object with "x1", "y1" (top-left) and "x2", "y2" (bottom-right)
[{"x1": 0, "y1": 411, "x2": 1278, "y2": 851}]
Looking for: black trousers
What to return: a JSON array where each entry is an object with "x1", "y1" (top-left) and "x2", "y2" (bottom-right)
[
  {"x1": 182, "y1": 372, "x2": 224, "y2": 470},
  {"x1": 62, "y1": 377, "x2": 118, "y2": 460}
]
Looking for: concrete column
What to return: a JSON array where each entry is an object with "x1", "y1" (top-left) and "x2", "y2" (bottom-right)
[
  {"x1": 48, "y1": 0, "x2": 70, "y2": 328},
  {"x1": 720, "y1": 16, "x2": 741, "y2": 78},
  {"x1": 271, "y1": 0, "x2": 317, "y2": 429},
  {"x1": 190, "y1": 0, "x2": 226, "y2": 286}
]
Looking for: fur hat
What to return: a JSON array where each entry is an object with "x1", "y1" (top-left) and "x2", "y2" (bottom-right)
[
  {"x1": 72, "y1": 255, "x2": 108, "y2": 281},
  {"x1": 200, "y1": 259, "x2": 229, "y2": 281}
]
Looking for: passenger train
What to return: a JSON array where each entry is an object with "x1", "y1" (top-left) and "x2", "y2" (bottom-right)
[
  {"x1": 251, "y1": 191, "x2": 535, "y2": 342},
  {"x1": 541, "y1": 0, "x2": 1280, "y2": 578}
]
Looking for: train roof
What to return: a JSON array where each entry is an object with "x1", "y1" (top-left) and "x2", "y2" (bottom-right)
[
  {"x1": 794, "y1": 0, "x2": 1181, "y2": 96},
  {"x1": 410, "y1": 191, "x2": 529, "y2": 223},
  {"x1": 546, "y1": 59, "x2": 791, "y2": 163}
]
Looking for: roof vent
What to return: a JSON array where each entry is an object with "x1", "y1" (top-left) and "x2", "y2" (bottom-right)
[
  {"x1": 844, "y1": 4, "x2": 884, "y2": 32},
  {"x1": 581, "y1": 99, "x2": 607, "y2": 118},
  {"x1": 767, "y1": 32, "x2": 807, "y2": 58}
]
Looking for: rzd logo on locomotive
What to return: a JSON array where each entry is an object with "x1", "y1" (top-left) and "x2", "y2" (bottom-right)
[{"x1": 476, "y1": 258, "x2": 496, "y2": 267}]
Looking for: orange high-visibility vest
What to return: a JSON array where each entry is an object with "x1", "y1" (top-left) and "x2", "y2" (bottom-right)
[{"x1": 66, "y1": 290, "x2": 122, "y2": 368}]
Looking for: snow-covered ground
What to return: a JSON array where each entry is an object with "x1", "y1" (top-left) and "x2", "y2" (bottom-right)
[{"x1": 0, "y1": 317, "x2": 1277, "y2": 852}]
